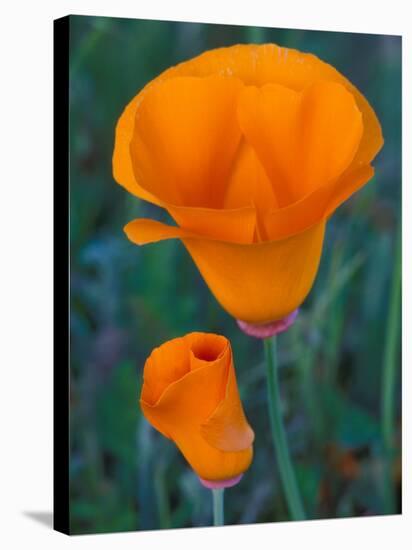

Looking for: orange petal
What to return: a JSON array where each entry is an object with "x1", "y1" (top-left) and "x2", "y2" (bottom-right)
[
  {"x1": 298, "y1": 82, "x2": 363, "y2": 193},
  {"x1": 125, "y1": 218, "x2": 188, "y2": 245},
  {"x1": 129, "y1": 75, "x2": 243, "y2": 208},
  {"x1": 141, "y1": 333, "x2": 229, "y2": 440},
  {"x1": 140, "y1": 338, "x2": 191, "y2": 407},
  {"x1": 112, "y1": 95, "x2": 162, "y2": 205},
  {"x1": 238, "y1": 81, "x2": 363, "y2": 205},
  {"x1": 182, "y1": 221, "x2": 326, "y2": 324},
  {"x1": 263, "y1": 164, "x2": 375, "y2": 240},
  {"x1": 114, "y1": 45, "x2": 382, "y2": 208},
  {"x1": 126, "y1": 218, "x2": 326, "y2": 323},
  {"x1": 159, "y1": 44, "x2": 383, "y2": 168},
  {"x1": 114, "y1": 44, "x2": 382, "y2": 241},
  {"x1": 224, "y1": 140, "x2": 278, "y2": 240},
  {"x1": 170, "y1": 430, "x2": 252, "y2": 481},
  {"x1": 201, "y1": 361, "x2": 255, "y2": 452},
  {"x1": 166, "y1": 204, "x2": 256, "y2": 243},
  {"x1": 125, "y1": 205, "x2": 257, "y2": 245}
]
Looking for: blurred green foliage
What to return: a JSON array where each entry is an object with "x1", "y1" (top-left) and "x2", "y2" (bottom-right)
[{"x1": 68, "y1": 15, "x2": 401, "y2": 534}]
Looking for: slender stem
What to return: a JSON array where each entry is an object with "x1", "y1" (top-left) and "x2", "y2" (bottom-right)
[
  {"x1": 381, "y1": 224, "x2": 401, "y2": 514},
  {"x1": 212, "y1": 488, "x2": 224, "y2": 526},
  {"x1": 247, "y1": 26, "x2": 266, "y2": 43},
  {"x1": 264, "y1": 337, "x2": 306, "y2": 520}
]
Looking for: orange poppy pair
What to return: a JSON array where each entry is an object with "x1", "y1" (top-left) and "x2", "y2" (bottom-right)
[{"x1": 113, "y1": 44, "x2": 383, "y2": 482}]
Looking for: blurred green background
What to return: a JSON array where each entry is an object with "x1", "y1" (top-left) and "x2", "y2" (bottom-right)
[{"x1": 68, "y1": 15, "x2": 401, "y2": 534}]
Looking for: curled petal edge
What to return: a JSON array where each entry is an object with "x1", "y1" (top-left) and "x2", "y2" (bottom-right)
[{"x1": 200, "y1": 361, "x2": 255, "y2": 452}]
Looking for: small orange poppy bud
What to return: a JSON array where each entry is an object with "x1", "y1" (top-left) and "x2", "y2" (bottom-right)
[
  {"x1": 140, "y1": 332, "x2": 254, "y2": 483},
  {"x1": 114, "y1": 44, "x2": 383, "y2": 324}
]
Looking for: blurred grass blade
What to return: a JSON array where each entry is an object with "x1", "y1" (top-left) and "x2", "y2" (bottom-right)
[
  {"x1": 137, "y1": 420, "x2": 158, "y2": 529},
  {"x1": 297, "y1": 250, "x2": 365, "y2": 444},
  {"x1": 313, "y1": 251, "x2": 365, "y2": 322},
  {"x1": 154, "y1": 462, "x2": 172, "y2": 529},
  {"x1": 381, "y1": 222, "x2": 401, "y2": 514}
]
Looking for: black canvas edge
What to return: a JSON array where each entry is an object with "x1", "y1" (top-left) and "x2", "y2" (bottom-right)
[{"x1": 53, "y1": 14, "x2": 70, "y2": 536}]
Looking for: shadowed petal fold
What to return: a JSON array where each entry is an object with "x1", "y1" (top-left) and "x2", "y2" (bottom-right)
[
  {"x1": 238, "y1": 81, "x2": 364, "y2": 206},
  {"x1": 129, "y1": 75, "x2": 244, "y2": 208}
]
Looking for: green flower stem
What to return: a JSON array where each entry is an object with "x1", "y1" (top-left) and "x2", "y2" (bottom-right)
[
  {"x1": 381, "y1": 223, "x2": 401, "y2": 514},
  {"x1": 247, "y1": 26, "x2": 266, "y2": 43},
  {"x1": 264, "y1": 337, "x2": 306, "y2": 520},
  {"x1": 212, "y1": 488, "x2": 224, "y2": 526}
]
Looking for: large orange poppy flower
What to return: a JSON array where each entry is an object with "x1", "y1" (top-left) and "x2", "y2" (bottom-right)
[
  {"x1": 140, "y1": 332, "x2": 254, "y2": 482},
  {"x1": 113, "y1": 44, "x2": 383, "y2": 324}
]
